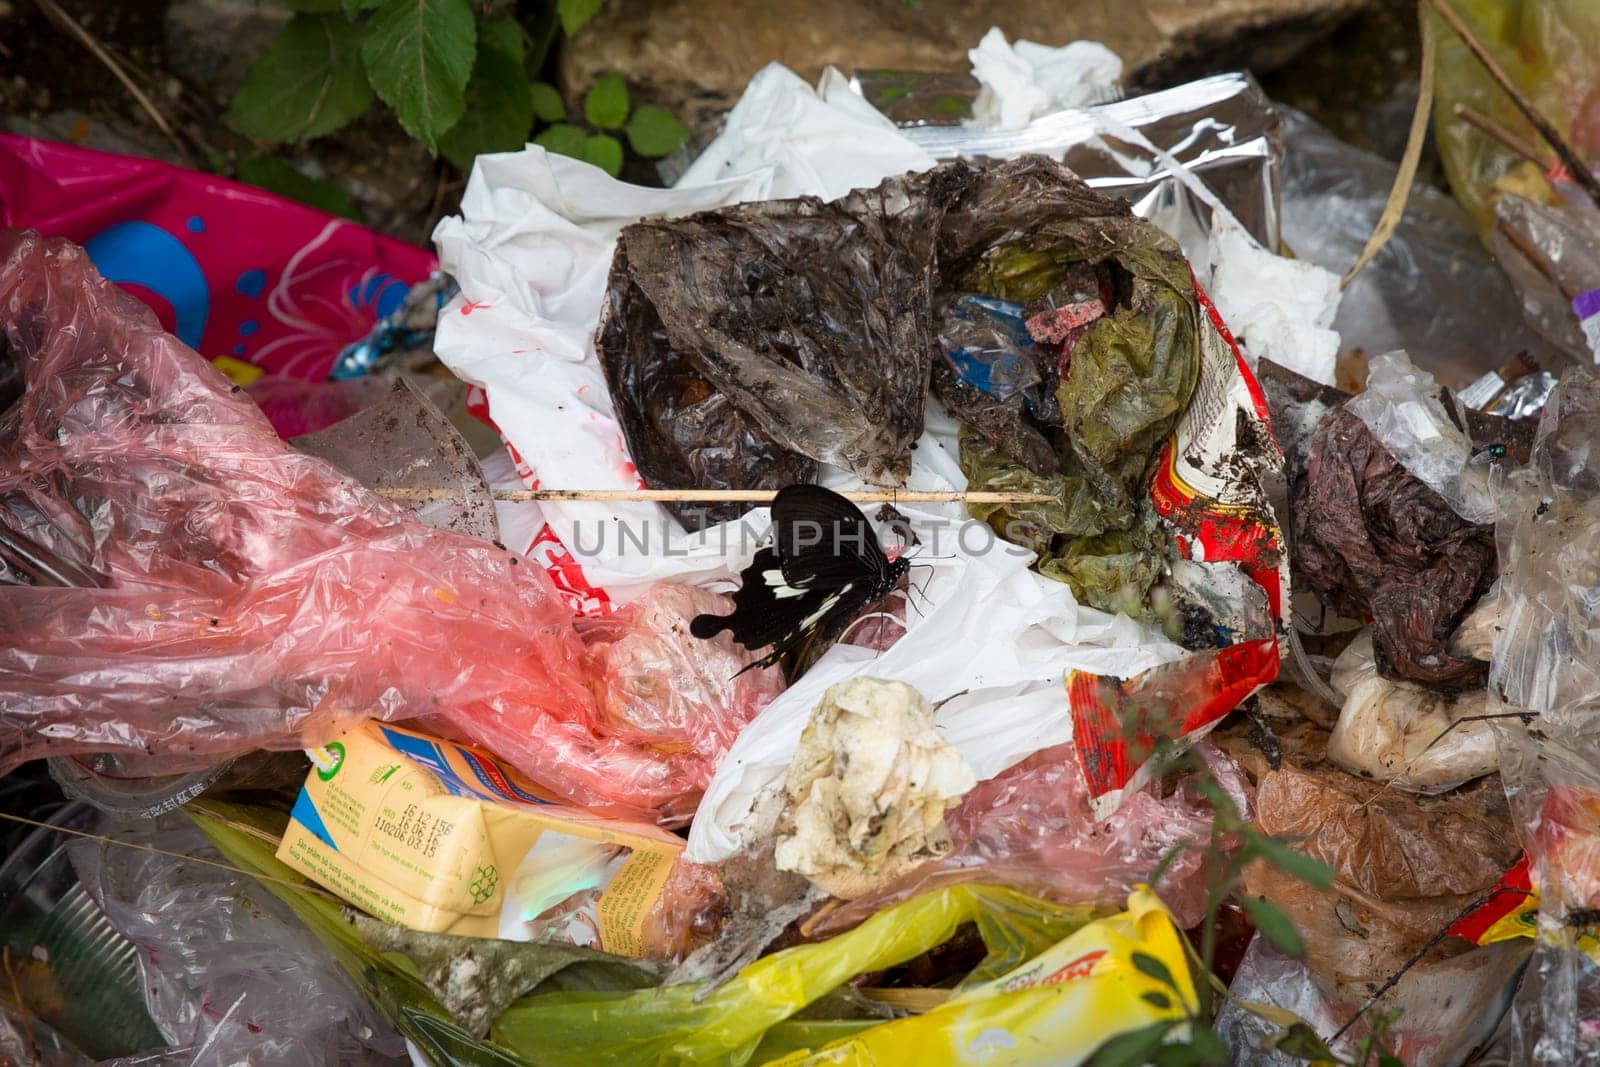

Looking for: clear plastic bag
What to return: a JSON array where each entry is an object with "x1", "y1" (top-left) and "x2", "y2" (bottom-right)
[
  {"x1": 1326, "y1": 628, "x2": 1497, "y2": 794},
  {"x1": 71, "y1": 816, "x2": 406, "y2": 1066},
  {"x1": 0, "y1": 231, "x2": 776, "y2": 823}
]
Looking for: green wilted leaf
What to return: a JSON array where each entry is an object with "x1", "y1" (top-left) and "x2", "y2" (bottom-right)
[
  {"x1": 1132, "y1": 950, "x2": 1180, "y2": 992},
  {"x1": 437, "y1": 17, "x2": 533, "y2": 169},
  {"x1": 583, "y1": 133, "x2": 622, "y2": 176},
  {"x1": 557, "y1": 0, "x2": 604, "y2": 34},
  {"x1": 1243, "y1": 896, "x2": 1305, "y2": 958},
  {"x1": 1250, "y1": 836, "x2": 1336, "y2": 889},
  {"x1": 361, "y1": 0, "x2": 476, "y2": 155},
  {"x1": 584, "y1": 73, "x2": 628, "y2": 130},
  {"x1": 530, "y1": 81, "x2": 566, "y2": 123},
  {"x1": 1084, "y1": 1020, "x2": 1176, "y2": 1067},
  {"x1": 534, "y1": 122, "x2": 586, "y2": 160},
  {"x1": 226, "y1": 14, "x2": 373, "y2": 143},
  {"x1": 624, "y1": 104, "x2": 687, "y2": 158},
  {"x1": 1269, "y1": 1022, "x2": 1338, "y2": 1061},
  {"x1": 235, "y1": 154, "x2": 361, "y2": 220}
]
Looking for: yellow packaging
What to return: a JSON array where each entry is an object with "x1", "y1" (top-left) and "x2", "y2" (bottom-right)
[
  {"x1": 276, "y1": 720, "x2": 684, "y2": 958},
  {"x1": 772, "y1": 888, "x2": 1194, "y2": 1066}
]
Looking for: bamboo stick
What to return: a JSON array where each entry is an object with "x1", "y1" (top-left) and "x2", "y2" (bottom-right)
[{"x1": 377, "y1": 486, "x2": 1057, "y2": 505}]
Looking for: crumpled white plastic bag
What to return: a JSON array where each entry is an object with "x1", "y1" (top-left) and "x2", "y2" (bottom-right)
[
  {"x1": 684, "y1": 506, "x2": 1186, "y2": 863},
  {"x1": 968, "y1": 27, "x2": 1123, "y2": 130}
]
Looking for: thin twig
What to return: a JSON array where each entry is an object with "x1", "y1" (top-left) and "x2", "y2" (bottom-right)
[
  {"x1": 1495, "y1": 214, "x2": 1579, "y2": 300},
  {"x1": 1420, "y1": 711, "x2": 1534, "y2": 755},
  {"x1": 377, "y1": 486, "x2": 1058, "y2": 505},
  {"x1": 1453, "y1": 102, "x2": 1549, "y2": 169},
  {"x1": 1343, "y1": 0, "x2": 1436, "y2": 288},
  {"x1": 1427, "y1": 0, "x2": 1600, "y2": 209},
  {"x1": 32, "y1": 0, "x2": 197, "y2": 169},
  {"x1": 1329, "y1": 885, "x2": 1531, "y2": 1043}
]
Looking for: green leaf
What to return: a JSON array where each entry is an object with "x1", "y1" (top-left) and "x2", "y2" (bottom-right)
[
  {"x1": 1243, "y1": 896, "x2": 1305, "y2": 958},
  {"x1": 1141, "y1": 990, "x2": 1174, "y2": 1011},
  {"x1": 582, "y1": 133, "x2": 622, "y2": 176},
  {"x1": 530, "y1": 81, "x2": 566, "y2": 123},
  {"x1": 226, "y1": 14, "x2": 373, "y2": 143},
  {"x1": 624, "y1": 104, "x2": 687, "y2": 158},
  {"x1": 1084, "y1": 1020, "x2": 1176, "y2": 1067},
  {"x1": 556, "y1": 0, "x2": 603, "y2": 35},
  {"x1": 1132, "y1": 951, "x2": 1180, "y2": 992},
  {"x1": 235, "y1": 154, "x2": 362, "y2": 220},
  {"x1": 1152, "y1": 1046, "x2": 1201, "y2": 1067},
  {"x1": 584, "y1": 73, "x2": 628, "y2": 130},
  {"x1": 1251, "y1": 837, "x2": 1336, "y2": 889},
  {"x1": 535, "y1": 122, "x2": 587, "y2": 160},
  {"x1": 1188, "y1": 1026, "x2": 1229, "y2": 1066},
  {"x1": 342, "y1": 0, "x2": 387, "y2": 15},
  {"x1": 475, "y1": 9, "x2": 524, "y2": 61},
  {"x1": 437, "y1": 15, "x2": 532, "y2": 169},
  {"x1": 1377, "y1": 1055, "x2": 1405, "y2": 1067},
  {"x1": 524, "y1": 5, "x2": 559, "y2": 72},
  {"x1": 1270, "y1": 1022, "x2": 1338, "y2": 1061},
  {"x1": 361, "y1": 0, "x2": 476, "y2": 155}
]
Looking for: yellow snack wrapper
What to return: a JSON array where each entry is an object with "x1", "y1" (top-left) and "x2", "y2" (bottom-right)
[
  {"x1": 277, "y1": 720, "x2": 684, "y2": 958},
  {"x1": 772, "y1": 887, "x2": 1193, "y2": 1066}
]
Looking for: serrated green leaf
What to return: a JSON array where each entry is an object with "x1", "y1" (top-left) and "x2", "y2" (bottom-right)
[
  {"x1": 1084, "y1": 1020, "x2": 1176, "y2": 1067},
  {"x1": 582, "y1": 133, "x2": 622, "y2": 176},
  {"x1": 1270, "y1": 1022, "x2": 1338, "y2": 1061},
  {"x1": 476, "y1": 9, "x2": 524, "y2": 61},
  {"x1": 534, "y1": 122, "x2": 586, "y2": 160},
  {"x1": 437, "y1": 28, "x2": 533, "y2": 170},
  {"x1": 1132, "y1": 951, "x2": 1180, "y2": 992},
  {"x1": 236, "y1": 154, "x2": 361, "y2": 220},
  {"x1": 624, "y1": 104, "x2": 687, "y2": 158},
  {"x1": 1188, "y1": 1026, "x2": 1228, "y2": 1066},
  {"x1": 1243, "y1": 896, "x2": 1305, "y2": 958},
  {"x1": 361, "y1": 0, "x2": 476, "y2": 155},
  {"x1": 1141, "y1": 990, "x2": 1174, "y2": 1011},
  {"x1": 530, "y1": 81, "x2": 566, "y2": 123},
  {"x1": 226, "y1": 14, "x2": 373, "y2": 143},
  {"x1": 584, "y1": 73, "x2": 628, "y2": 130},
  {"x1": 556, "y1": 0, "x2": 603, "y2": 35},
  {"x1": 1251, "y1": 837, "x2": 1336, "y2": 889}
]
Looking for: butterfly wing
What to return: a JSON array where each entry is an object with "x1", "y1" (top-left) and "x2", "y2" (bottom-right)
[{"x1": 770, "y1": 484, "x2": 894, "y2": 590}]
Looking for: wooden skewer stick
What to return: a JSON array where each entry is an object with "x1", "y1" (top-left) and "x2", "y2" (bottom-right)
[
  {"x1": 1453, "y1": 102, "x2": 1549, "y2": 169},
  {"x1": 1427, "y1": 0, "x2": 1600, "y2": 209},
  {"x1": 377, "y1": 486, "x2": 1057, "y2": 505}
]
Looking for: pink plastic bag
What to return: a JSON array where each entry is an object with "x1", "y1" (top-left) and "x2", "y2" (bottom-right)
[
  {"x1": 0, "y1": 230, "x2": 776, "y2": 822},
  {"x1": 0, "y1": 135, "x2": 434, "y2": 380},
  {"x1": 808, "y1": 739, "x2": 1254, "y2": 935}
]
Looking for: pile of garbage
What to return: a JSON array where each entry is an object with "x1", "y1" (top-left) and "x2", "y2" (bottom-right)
[{"x1": 7, "y1": 7, "x2": 1600, "y2": 1065}]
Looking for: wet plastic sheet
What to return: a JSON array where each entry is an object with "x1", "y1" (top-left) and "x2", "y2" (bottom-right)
[
  {"x1": 71, "y1": 816, "x2": 406, "y2": 1066},
  {"x1": 0, "y1": 134, "x2": 434, "y2": 381},
  {"x1": 0, "y1": 231, "x2": 774, "y2": 822}
]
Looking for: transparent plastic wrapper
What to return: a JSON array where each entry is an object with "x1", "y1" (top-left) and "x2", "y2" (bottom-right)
[
  {"x1": 71, "y1": 816, "x2": 406, "y2": 1066},
  {"x1": 1214, "y1": 931, "x2": 1525, "y2": 1067},
  {"x1": 0, "y1": 230, "x2": 775, "y2": 823},
  {"x1": 1278, "y1": 107, "x2": 1564, "y2": 387},
  {"x1": 1346, "y1": 351, "x2": 1498, "y2": 523},
  {"x1": 810, "y1": 739, "x2": 1252, "y2": 935},
  {"x1": 1485, "y1": 188, "x2": 1600, "y2": 365},
  {"x1": 1327, "y1": 629, "x2": 1497, "y2": 793}
]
